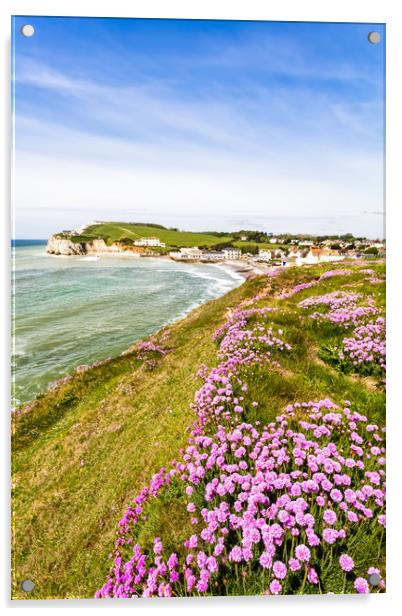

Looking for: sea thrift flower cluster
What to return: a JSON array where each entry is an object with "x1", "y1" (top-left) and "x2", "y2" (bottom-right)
[
  {"x1": 359, "y1": 269, "x2": 375, "y2": 276},
  {"x1": 341, "y1": 317, "x2": 386, "y2": 374},
  {"x1": 298, "y1": 291, "x2": 378, "y2": 327},
  {"x1": 137, "y1": 340, "x2": 170, "y2": 357},
  {"x1": 96, "y1": 397, "x2": 386, "y2": 598},
  {"x1": 278, "y1": 280, "x2": 318, "y2": 299},
  {"x1": 319, "y1": 269, "x2": 353, "y2": 280},
  {"x1": 278, "y1": 269, "x2": 355, "y2": 300},
  {"x1": 189, "y1": 308, "x2": 291, "y2": 433},
  {"x1": 299, "y1": 288, "x2": 385, "y2": 380},
  {"x1": 239, "y1": 268, "x2": 286, "y2": 308},
  {"x1": 96, "y1": 284, "x2": 385, "y2": 598},
  {"x1": 359, "y1": 268, "x2": 385, "y2": 285}
]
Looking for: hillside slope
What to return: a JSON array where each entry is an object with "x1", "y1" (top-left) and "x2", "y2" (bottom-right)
[
  {"x1": 79, "y1": 222, "x2": 234, "y2": 247},
  {"x1": 59, "y1": 222, "x2": 283, "y2": 252},
  {"x1": 12, "y1": 262, "x2": 385, "y2": 599}
]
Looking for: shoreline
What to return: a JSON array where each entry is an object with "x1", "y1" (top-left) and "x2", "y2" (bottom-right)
[
  {"x1": 219, "y1": 259, "x2": 273, "y2": 279},
  {"x1": 46, "y1": 249, "x2": 274, "y2": 280},
  {"x1": 13, "y1": 260, "x2": 261, "y2": 412}
]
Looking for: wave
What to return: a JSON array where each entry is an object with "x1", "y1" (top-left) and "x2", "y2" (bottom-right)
[
  {"x1": 213, "y1": 264, "x2": 245, "y2": 282},
  {"x1": 13, "y1": 253, "x2": 244, "y2": 404},
  {"x1": 78, "y1": 256, "x2": 100, "y2": 261}
]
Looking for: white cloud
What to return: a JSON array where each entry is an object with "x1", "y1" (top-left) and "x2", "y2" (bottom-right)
[{"x1": 13, "y1": 60, "x2": 384, "y2": 238}]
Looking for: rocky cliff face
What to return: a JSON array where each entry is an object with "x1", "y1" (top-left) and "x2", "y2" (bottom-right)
[
  {"x1": 46, "y1": 235, "x2": 144, "y2": 256},
  {"x1": 46, "y1": 236, "x2": 90, "y2": 255}
]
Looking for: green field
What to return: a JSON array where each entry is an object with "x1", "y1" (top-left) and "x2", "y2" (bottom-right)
[
  {"x1": 81, "y1": 222, "x2": 233, "y2": 248},
  {"x1": 62, "y1": 222, "x2": 286, "y2": 252},
  {"x1": 12, "y1": 261, "x2": 385, "y2": 599}
]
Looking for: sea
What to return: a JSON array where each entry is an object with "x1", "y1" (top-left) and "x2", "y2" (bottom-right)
[{"x1": 11, "y1": 240, "x2": 244, "y2": 406}]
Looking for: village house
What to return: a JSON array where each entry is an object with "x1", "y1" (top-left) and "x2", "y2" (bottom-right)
[
  {"x1": 371, "y1": 242, "x2": 385, "y2": 250},
  {"x1": 170, "y1": 247, "x2": 239, "y2": 262},
  {"x1": 300, "y1": 240, "x2": 314, "y2": 247},
  {"x1": 169, "y1": 247, "x2": 203, "y2": 260},
  {"x1": 277, "y1": 249, "x2": 304, "y2": 266},
  {"x1": 304, "y1": 247, "x2": 345, "y2": 264},
  {"x1": 222, "y1": 248, "x2": 242, "y2": 260},
  {"x1": 134, "y1": 237, "x2": 166, "y2": 247},
  {"x1": 200, "y1": 251, "x2": 223, "y2": 262},
  {"x1": 257, "y1": 249, "x2": 272, "y2": 262}
]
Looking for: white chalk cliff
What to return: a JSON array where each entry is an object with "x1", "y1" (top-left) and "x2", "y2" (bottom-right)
[{"x1": 46, "y1": 235, "x2": 145, "y2": 256}]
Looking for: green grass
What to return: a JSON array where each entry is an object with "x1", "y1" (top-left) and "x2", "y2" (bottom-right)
[
  {"x1": 11, "y1": 262, "x2": 385, "y2": 599},
  {"x1": 232, "y1": 241, "x2": 286, "y2": 251},
  {"x1": 11, "y1": 277, "x2": 264, "y2": 599},
  {"x1": 81, "y1": 222, "x2": 234, "y2": 248},
  {"x1": 60, "y1": 222, "x2": 289, "y2": 252}
]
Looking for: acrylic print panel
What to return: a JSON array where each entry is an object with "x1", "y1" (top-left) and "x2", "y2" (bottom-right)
[{"x1": 11, "y1": 16, "x2": 385, "y2": 600}]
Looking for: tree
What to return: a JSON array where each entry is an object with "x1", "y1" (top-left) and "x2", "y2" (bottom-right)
[
  {"x1": 211, "y1": 242, "x2": 234, "y2": 251},
  {"x1": 364, "y1": 247, "x2": 379, "y2": 255},
  {"x1": 241, "y1": 245, "x2": 258, "y2": 255}
]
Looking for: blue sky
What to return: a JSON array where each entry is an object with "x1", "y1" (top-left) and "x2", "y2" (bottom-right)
[{"x1": 12, "y1": 17, "x2": 385, "y2": 238}]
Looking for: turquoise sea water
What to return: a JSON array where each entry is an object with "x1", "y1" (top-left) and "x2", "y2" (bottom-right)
[{"x1": 12, "y1": 241, "x2": 243, "y2": 406}]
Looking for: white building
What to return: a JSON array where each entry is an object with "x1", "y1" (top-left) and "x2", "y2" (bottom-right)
[
  {"x1": 285, "y1": 249, "x2": 305, "y2": 266},
  {"x1": 222, "y1": 248, "x2": 242, "y2": 260},
  {"x1": 200, "y1": 251, "x2": 222, "y2": 261},
  {"x1": 134, "y1": 237, "x2": 166, "y2": 247},
  {"x1": 303, "y1": 247, "x2": 345, "y2": 264},
  {"x1": 257, "y1": 249, "x2": 272, "y2": 262},
  {"x1": 170, "y1": 247, "x2": 225, "y2": 262},
  {"x1": 170, "y1": 247, "x2": 202, "y2": 260}
]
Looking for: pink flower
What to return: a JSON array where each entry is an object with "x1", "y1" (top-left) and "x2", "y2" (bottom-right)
[
  {"x1": 347, "y1": 511, "x2": 358, "y2": 523},
  {"x1": 185, "y1": 571, "x2": 196, "y2": 592},
  {"x1": 167, "y1": 553, "x2": 178, "y2": 570},
  {"x1": 307, "y1": 566, "x2": 319, "y2": 585},
  {"x1": 196, "y1": 579, "x2": 209, "y2": 593},
  {"x1": 323, "y1": 509, "x2": 337, "y2": 525},
  {"x1": 259, "y1": 551, "x2": 273, "y2": 569},
  {"x1": 273, "y1": 561, "x2": 287, "y2": 580},
  {"x1": 170, "y1": 571, "x2": 179, "y2": 583},
  {"x1": 322, "y1": 528, "x2": 338, "y2": 544},
  {"x1": 228, "y1": 546, "x2": 242, "y2": 562},
  {"x1": 330, "y1": 488, "x2": 343, "y2": 503},
  {"x1": 339, "y1": 554, "x2": 354, "y2": 572},
  {"x1": 354, "y1": 577, "x2": 370, "y2": 593},
  {"x1": 289, "y1": 558, "x2": 301, "y2": 572},
  {"x1": 153, "y1": 537, "x2": 163, "y2": 555},
  {"x1": 295, "y1": 544, "x2": 311, "y2": 562},
  {"x1": 206, "y1": 555, "x2": 218, "y2": 573},
  {"x1": 269, "y1": 579, "x2": 282, "y2": 595}
]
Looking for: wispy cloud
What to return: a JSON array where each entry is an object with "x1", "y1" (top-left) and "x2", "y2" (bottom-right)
[{"x1": 12, "y1": 18, "x2": 385, "y2": 238}]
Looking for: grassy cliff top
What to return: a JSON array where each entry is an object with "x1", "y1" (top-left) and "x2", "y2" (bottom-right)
[
  {"x1": 58, "y1": 222, "x2": 285, "y2": 251},
  {"x1": 12, "y1": 261, "x2": 385, "y2": 599}
]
